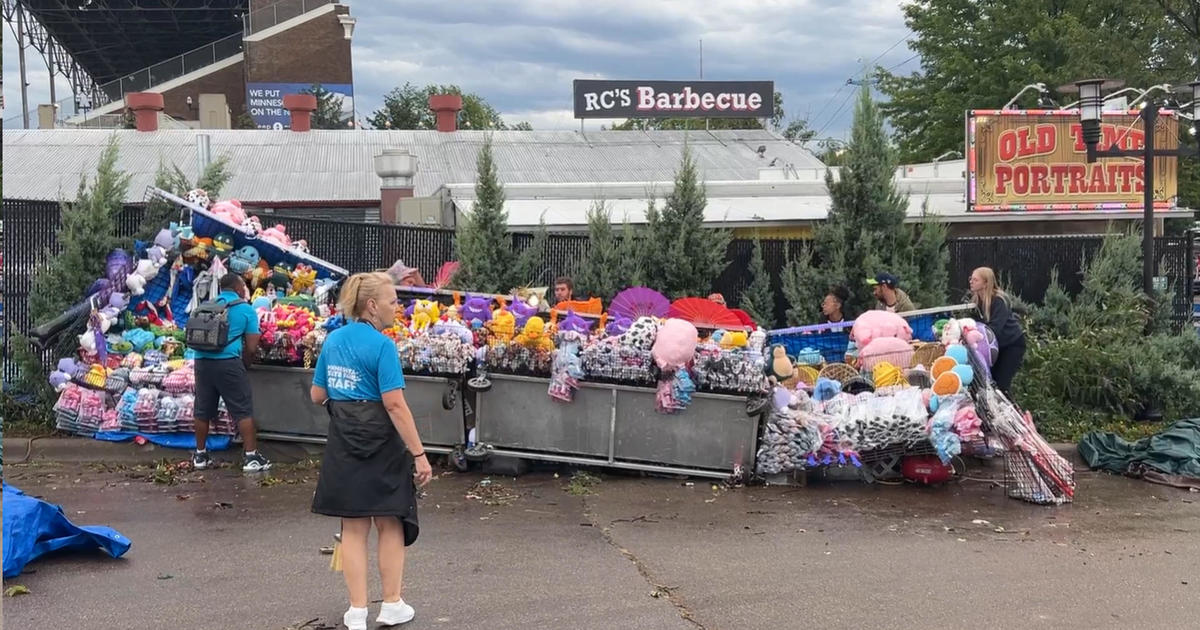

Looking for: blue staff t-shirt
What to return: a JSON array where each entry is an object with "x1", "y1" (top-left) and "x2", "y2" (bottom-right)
[
  {"x1": 192, "y1": 290, "x2": 261, "y2": 360},
  {"x1": 313, "y1": 321, "x2": 406, "y2": 401}
]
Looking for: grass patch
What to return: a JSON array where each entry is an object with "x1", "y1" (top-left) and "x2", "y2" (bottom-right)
[{"x1": 564, "y1": 470, "x2": 601, "y2": 496}]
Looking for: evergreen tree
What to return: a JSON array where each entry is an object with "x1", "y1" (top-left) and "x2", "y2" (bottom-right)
[
  {"x1": 511, "y1": 220, "x2": 550, "y2": 291},
  {"x1": 617, "y1": 220, "x2": 646, "y2": 288},
  {"x1": 29, "y1": 138, "x2": 130, "y2": 327},
  {"x1": 454, "y1": 138, "x2": 515, "y2": 293},
  {"x1": 644, "y1": 149, "x2": 730, "y2": 298},
  {"x1": 136, "y1": 157, "x2": 230, "y2": 242},
  {"x1": 574, "y1": 200, "x2": 626, "y2": 299},
  {"x1": 739, "y1": 238, "x2": 776, "y2": 327},
  {"x1": 780, "y1": 240, "x2": 825, "y2": 326},
  {"x1": 781, "y1": 85, "x2": 948, "y2": 323},
  {"x1": 304, "y1": 84, "x2": 349, "y2": 129},
  {"x1": 908, "y1": 213, "x2": 949, "y2": 308}
]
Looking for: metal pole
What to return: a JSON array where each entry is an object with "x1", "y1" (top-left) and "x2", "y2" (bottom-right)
[
  {"x1": 17, "y1": 5, "x2": 29, "y2": 129},
  {"x1": 48, "y1": 62, "x2": 56, "y2": 116},
  {"x1": 1142, "y1": 104, "x2": 1156, "y2": 296}
]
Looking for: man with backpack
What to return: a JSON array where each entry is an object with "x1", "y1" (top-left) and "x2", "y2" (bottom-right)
[{"x1": 187, "y1": 273, "x2": 270, "y2": 472}]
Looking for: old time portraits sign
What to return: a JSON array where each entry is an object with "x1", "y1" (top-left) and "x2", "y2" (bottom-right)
[{"x1": 966, "y1": 110, "x2": 1178, "y2": 212}]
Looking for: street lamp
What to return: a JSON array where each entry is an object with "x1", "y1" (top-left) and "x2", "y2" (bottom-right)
[{"x1": 1060, "y1": 78, "x2": 1200, "y2": 296}]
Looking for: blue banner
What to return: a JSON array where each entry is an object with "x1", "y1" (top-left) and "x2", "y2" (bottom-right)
[{"x1": 245, "y1": 82, "x2": 354, "y2": 129}]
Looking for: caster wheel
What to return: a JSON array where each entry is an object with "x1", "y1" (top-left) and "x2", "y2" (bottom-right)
[
  {"x1": 450, "y1": 447, "x2": 470, "y2": 472},
  {"x1": 464, "y1": 444, "x2": 489, "y2": 462},
  {"x1": 442, "y1": 382, "x2": 459, "y2": 410},
  {"x1": 468, "y1": 376, "x2": 492, "y2": 392}
]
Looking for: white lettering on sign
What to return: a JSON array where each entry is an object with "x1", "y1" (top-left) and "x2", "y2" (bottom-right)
[
  {"x1": 630, "y1": 86, "x2": 767, "y2": 113},
  {"x1": 584, "y1": 88, "x2": 633, "y2": 111}
]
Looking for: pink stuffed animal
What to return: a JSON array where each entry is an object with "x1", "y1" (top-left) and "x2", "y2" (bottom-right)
[
  {"x1": 210, "y1": 200, "x2": 247, "y2": 227},
  {"x1": 651, "y1": 318, "x2": 698, "y2": 371},
  {"x1": 851, "y1": 310, "x2": 913, "y2": 348},
  {"x1": 858, "y1": 336, "x2": 914, "y2": 371},
  {"x1": 259, "y1": 224, "x2": 292, "y2": 248}
]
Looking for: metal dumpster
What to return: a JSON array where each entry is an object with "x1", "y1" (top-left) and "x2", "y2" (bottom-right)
[
  {"x1": 473, "y1": 373, "x2": 759, "y2": 479},
  {"x1": 248, "y1": 366, "x2": 467, "y2": 453}
]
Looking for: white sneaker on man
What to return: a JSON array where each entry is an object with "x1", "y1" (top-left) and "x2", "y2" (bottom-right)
[
  {"x1": 377, "y1": 599, "x2": 416, "y2": 626},
  {"x1": 342, "y1": 605, "x2": 368, "y2": 630}
]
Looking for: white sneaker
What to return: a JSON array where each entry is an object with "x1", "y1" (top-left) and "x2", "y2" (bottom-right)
[
  {"x1": 343, "y1": 606, "x2": 368, "y2": 630},
  {"x1": 377, "y1": 599, "x2": 416, "y2": 626}
]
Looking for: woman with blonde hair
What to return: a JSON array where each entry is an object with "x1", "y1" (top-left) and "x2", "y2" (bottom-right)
[
  {"x1": 310, "y1": 272, "x2": 432, "y2": 629},
  {"x1": 969, "y1": 267, "x2": 1026, "y2": 394}
]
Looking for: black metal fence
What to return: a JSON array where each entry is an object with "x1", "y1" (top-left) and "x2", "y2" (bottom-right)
[{"x1": 3, "y1": 198, "x2": 1195, "y2": 383}]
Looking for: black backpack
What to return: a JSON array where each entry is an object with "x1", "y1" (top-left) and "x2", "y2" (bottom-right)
[{"x1": 185, "y1": 299, "x2": 246, "y2": 353}]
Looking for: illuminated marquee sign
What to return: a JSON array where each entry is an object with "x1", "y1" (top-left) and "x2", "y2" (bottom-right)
[{"x1": 966, "y1": 110, "x2": 1178, "y2": 212}]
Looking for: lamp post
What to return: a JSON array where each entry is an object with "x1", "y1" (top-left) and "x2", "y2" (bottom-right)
[{"x1": 1060, "y1": 79, "x2": 1200, "y2": 296}]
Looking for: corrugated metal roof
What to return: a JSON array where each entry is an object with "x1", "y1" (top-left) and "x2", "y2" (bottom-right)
[{"x1": 1, "y1": 128, "x2": 825, "y2": 204}]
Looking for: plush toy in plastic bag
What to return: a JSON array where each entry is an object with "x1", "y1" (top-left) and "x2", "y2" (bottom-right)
[
  {"x1": 651, "y1": 318, "x2": 698, "y2": 370},
  {"x1": 858, "y1": 336, "x2": 914, "y2": 371}
]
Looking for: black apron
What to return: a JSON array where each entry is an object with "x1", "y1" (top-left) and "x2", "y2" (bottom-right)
[{"x1": 311, "y1": 400, "x2": 419, "y2": 546}]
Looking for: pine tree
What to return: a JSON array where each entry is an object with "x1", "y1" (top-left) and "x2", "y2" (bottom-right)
[
  {"x1": 644, "y1": 149, "x2": 730, "y2": 298},
  {"x1": 574, "y1": 200, "x2": 626, "y2": 299},
  {"x1": 739, "y1": 238, "x2": 775, "y2": 327},
  {"x1": 821, "y1": 85, "x2": 915, "y2": 315},
  {"x1": 29, "y1": 138, "x2": 130, "y2": 327},
  {"x1": 780, "y1": 240, "x2": 825, "y2": 326},
  {"x1": 1030, "y1": 269, "x2": 1074, "y2": 337},
  {"x1": 135, "y1": 157, "x2": 230, "y2": 243},
  {"x1": 908, "y1": 213, "x2": 949, "y2": 308},
  {"x1": 454, "y1": 138, "x2": 516, "y2": 293},
  {"x1": 305, "y1": 83, "x2": 349, "y2": 129},
  {"x1": 511, "y1": 220, "x2": 550, "y2": 291},
  {"x1": 617, "y1": 220, "x2": 646, "y2": 288}
]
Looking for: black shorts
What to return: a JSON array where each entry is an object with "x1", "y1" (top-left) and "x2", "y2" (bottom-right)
[{"x1": 194, "y1": 358, "x2": 254, "y2": 421}]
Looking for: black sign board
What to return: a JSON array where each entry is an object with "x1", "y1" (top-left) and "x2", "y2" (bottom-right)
[{"x1": 573, "y1": 80, "x2": 774, "y2": 119}]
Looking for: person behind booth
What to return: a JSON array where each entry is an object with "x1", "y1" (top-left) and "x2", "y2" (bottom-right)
[
  {"x1": 969, "y1": 266, "x2": 1026, "y2": 395},
  {"x1": 309, "y1": 272, "x2": 433, "y2": 630},
  {"x1": 819, "y1": 285, "x2": 850, "y2": 324},
  {"x1": 867, "y1": 272, "x2": 916, "y2": 313},
  {"x1": 554, "y1": 276, "x2": 574, "y2": 304},
  {"x1": 708, "y1": 293, "x2": 758, "y2": 330}
]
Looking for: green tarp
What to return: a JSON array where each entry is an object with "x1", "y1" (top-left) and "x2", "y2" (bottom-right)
[{"x1": 1078, "y1": 418, "x2": 1200, "y2": 490}]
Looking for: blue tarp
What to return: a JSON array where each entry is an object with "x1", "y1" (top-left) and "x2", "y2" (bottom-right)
[
  {"x1": 92, "y1": 431, "x2": 232, "y2": 451},
  {"x1": 2, "y1": 483, "x2": 132, "y2": 578}
]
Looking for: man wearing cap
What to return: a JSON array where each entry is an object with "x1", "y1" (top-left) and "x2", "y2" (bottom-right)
[{"x1": 867, "y1": 273, "x2": 916, "y2": 313}]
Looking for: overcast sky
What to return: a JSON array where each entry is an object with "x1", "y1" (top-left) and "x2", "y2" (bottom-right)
[{"x1": 3, "y1": 0, "x2": 915, "y2": 137}]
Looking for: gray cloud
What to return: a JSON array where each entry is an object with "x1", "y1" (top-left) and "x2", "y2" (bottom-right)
[{"x1": 4, "y1": 0, "x2": 914, "y2": 136}]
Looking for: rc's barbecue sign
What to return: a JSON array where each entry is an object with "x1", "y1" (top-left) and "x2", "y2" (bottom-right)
[
  {"x1": 966, "y1": 110, "x2": 1178, "y2": 212},
  {"x1": 573, "y1": 80, "x2": 774, "y2": 119}
]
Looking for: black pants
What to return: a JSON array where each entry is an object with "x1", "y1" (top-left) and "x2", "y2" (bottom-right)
[{"x1": 992, "y1": 335, "x2": 1026, "y2": 394}]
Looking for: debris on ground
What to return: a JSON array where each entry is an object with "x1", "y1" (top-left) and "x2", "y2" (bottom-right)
[
  {"x1": 466, "y1": 479, "x2": 520, "y2": 506},
  {"x1": 5, "y1": 585, "x2": 31, "y2": 597}
]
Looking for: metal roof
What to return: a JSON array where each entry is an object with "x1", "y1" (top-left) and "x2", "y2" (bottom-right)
[
  {"x1": 13, "y1": 0, "x2": 245, "y2": 86},
  {"x1": 0, "y1": 128, "x2": 826, "y2": 204}
]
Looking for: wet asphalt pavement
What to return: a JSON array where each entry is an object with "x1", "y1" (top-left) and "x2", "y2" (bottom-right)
[{"x1": 3, "y1": 456, "x2": 1199, "y2": 630}]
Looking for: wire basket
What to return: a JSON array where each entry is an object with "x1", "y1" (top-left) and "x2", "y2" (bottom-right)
[
  {"x1": 818, "y1": 362, "x2": 859, "y2": 385},
  {"x1": 911, "y1": 342, "x2": 945, "y2": 368}
]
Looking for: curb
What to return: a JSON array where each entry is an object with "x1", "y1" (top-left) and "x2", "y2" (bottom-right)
[{"x1": 2, "y1": 437, "x2": 1089, "y2": 471}]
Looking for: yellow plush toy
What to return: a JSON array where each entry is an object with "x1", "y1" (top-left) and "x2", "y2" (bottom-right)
[
  {"x1": 719, "y1": 330, "x2": 749, "y2": 349},
  {"x1": 515, "y1": 316, "x2": 554, "y2": 352},
  {"x1": 410, "y1": 299, "x2": 440, "y2": 332},
  {"x1": 489, "y1": 300, "x2": 517, "y2": 343},
  {"x1": 291, "y1": 264, "x2": 317, "y2": 294}
]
